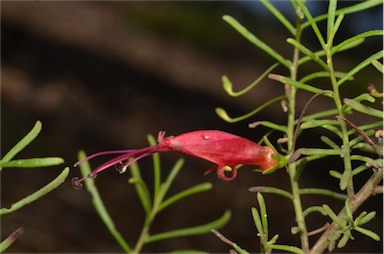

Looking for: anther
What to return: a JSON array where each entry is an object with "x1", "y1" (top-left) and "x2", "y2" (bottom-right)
[
  {"x1": 71, "y1": 177, "x2": 83, "y2": 190},
  {"x1": 115, "y1": 162, "x2": 127, "y2": 174}
]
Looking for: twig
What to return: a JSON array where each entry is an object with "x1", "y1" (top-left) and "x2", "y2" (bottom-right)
[
  {"x1": 310, "y1": 169, "x2": 383, "y2": 253},
  {"x1": 336, "y1": 115, "x2": 383, "y2": 157},
  {"x1": 291, "y1": 90, "x2": 333, "y2": 152}
]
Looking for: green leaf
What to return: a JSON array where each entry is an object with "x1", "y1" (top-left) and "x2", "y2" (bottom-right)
[
  {"x1": 299, "y1": 188, "x2": 346, "y2": 201},
  {"x1": 337, "y1": 230, "x2": 352, "y2": 249},
  {"x1": 160, "y1": 159, "x2": 185, "y2": 199},
  {"x1": 296, "y1": 148, "x2": 340, "y2": 156},
  {"x1": 0, "y1": 228, "x2": 24, "y2": 253},
  {"x1": 345, "y1": 199, "x2": 353, "y2": 220},
  {"x1": 248, "y1": 121, "x2": 287, "y2": 133},
  {"x1": 78, "y1": 151, "x2": 132, "y2": 253},
  {"x1": 223, "y1": 15, "x2": 290, "y2": 68},
  {"x1": 1, "y1": 121, "x2": 42, "y2": 163},
  {"x1": 216, "y1": 95, "x2": 286, "y2": 123},
  {"x1": 300, "y1": 119, "x2": 340, "y2": 130},
  {"x1": 354, "y1": 226, "x2": 380, "y2": 241},
  {"x1": 268, "y1": 74, "x2": 333, "y2": 96},
  {"x1": 147, "y1": 134, "x2": 161, "y2": 199},
  {"x1": 302, "y1": 0, "x2": 383, "y2": 30},
  {"x1": 222, "y1": 63, "x2": 279, "y2": 97},
  {"x1": 323, "y1": 204, "x2": 344, "y2": 228},
  {"x1": 356, "y1": 211, "x2": 376, "y2": 226},
  {"x1": 287, "y1": 38, "x2": 328, "y2": 70},
  {"x1": 326, "y1": 0, "x2": 337, "y2": 43},
  {"x1": 146, "y1": 210, "x2": 231, "y2": 243},
  {"x1": 0, "y1": 157, "x2": 64, "y2": 168},
  {"x1": 321, "y1": 136, "x2": 340, "y2": 150},
  {"x1": 296, "y1": 0, "x2": 326, "y2": 48},
  {"x1": 129, "y1": 161, "x2": 152, "y2": 215},
  {"x1": 338, "y1": 50, "x2": 383, "y2": 86},
  {"x1": 268, "y1": 244, "x2": 304, "y2": 254},
  {"x1": 251, "y1": 207, "x2": 264, "y2": 238},
  {"x1": 371, "y1": 59, "x2": 384, "y2": 73},
  {"x1": 343, "y1": 98, "x2": 383, "y2": 118},
  {"x1": 329, "y1": 170, "x2": 342, "y2": 179},
  {"x1": 248, "y1": 186, "x2": 293, "y2": 200},
  {"x1": 331, "y1": 30, "x2": 383, "y2": 55},
  {"x1": 340, "y1": 170, "x2": 351, "y2": 191},
  {"x1": 303, "y1": 206, "x2": 327, "y2": 218},
  {"x1": 0, "y1": 168, "x2": 69, "y2": 215},
  {"x1": 257, "y1": 193, "x2": 268, "y2": 237},
  {"x1": 159, "y1": 182, "x2": 212, "y2": 212},
  {"x1": 299, "y1": 71, "x2": 351, "y2": 83},
  {"x1": 260, "y1": 0, "x2": 295, "y2": 35}
]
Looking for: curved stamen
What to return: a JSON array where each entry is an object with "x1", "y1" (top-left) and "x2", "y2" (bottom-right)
[{"x1": 72, "y1": 145, "x2": 173, "y2": 189}]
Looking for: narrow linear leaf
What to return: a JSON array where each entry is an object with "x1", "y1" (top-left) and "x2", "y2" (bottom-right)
[
  {"x1": 260, "y1": 0, "x2": 295, "y2": 35},
  {"x1": 301, "y1": 109, "x2": 339, "y2": 122},
  {"x1": 356, "y1": 211, "x2": 376, "y2": 226},
  {"x1": 147, "y1": 134, "x2": 161, "y2": 199},
  {"x1": 340, "y1": 170, "x2": 351, "y2": 191},
  {"x1": 249, "y1": 186, "x2": 293, "y2": 200},
  {"x1": 248, "y1": 121, "x2": 287, "y2": 133},
  {"x1": 299, "y1": 188, "x2": 346, "y2": 201},
  {"x1": 321, "y1": 136, "x2": 340, "y2": 150},
  {"x1": 300, "y1": 71, "x2": 351, "y2": 83},
  {"x1": 222, "y1": 63, "x2": 279, "y2": 97},
  {"x1": 79, "y1": 151, "x2": 132, "y2": 253},
  {"x1": 160, "y1": 158, "x2": 185, "y2": 198},
  {"x1": 146, "y1": 210, "x2": 231, "y2": 243},
  {"x1": 159, "y1": 182, "x2": 212, "y2": 212},
  {"x1": 302, "y1": 0, "x2": 383, "y2": 30},
  {"x1": 1, "y1": 121, "x2": 42, "y2": 163},
  {"x1": 0, "y1": 168, "x2": 69, "y2": 215},
  {"x1": 371, "y1": 59, "x2": 383, "y2": 73},
  {"x1": 300, "y1": 120, "x2": 340, "y2": 130},
  {"x1": 354, "y1": 226, "x2": 380, "y2": 241},
  {"x1": 129, "y1": 161, "x2": 152, "y2": 215},
  {"x1": 257, "y1": 193, "x2": 268, "y2": 237},
  {"x1": 326, "y1": 0, "x2": 337, "y2": 42},
  {"x1": 251, "y1": 207, "x2": 264, "y2": 238},
  {"x1": 297, "y1": 148, "x2": 340, "y2": 156},
  {"x1": 344, "y1": 98, "x2": 383, "y2": 118},
  {"x1": 0, "y1": 228, "x2": 24, "y2": 253},
  {"x1": 287, "y1": 38, "x2": 328, "y2": 70},
  {"x1": 338, "y1": 50, "x2": 383, "y2": 86},
  {"x1": 296, "y1": 0, "x2": 326, "y2": 48},
  {"x1": 337, "y1": 230, "x2": 352, "y2": 249},
  {"x1": 354, "y1": 211, "x2": 368, "y2": 225},
  {"x1": 331, "y1": 30, "x2": 383, "y2": 55},
  {"x1": 322, "y1": 204, "x2": 344, "y2": 228},
  {"x1": 345, "y1": 199, "x2": 353, "y2": 220},
  {"x1": 268, "y1": 244, "x2": 304, "y2": 254},
  {"x1": 223, "y1": 15, "x2": 290, "y2": 68},
  {"x1": 216, "y1": 95, "x2": 286, "y2": 123},
  {"x1": 268, "y1": 74, "x2": 333, "y2": 96},
  {"x1": 329, "y1": 170, "x2": 342, "y2": 179},
  {"x1": 329, "y1": 12, "x2": 345, "y2": 44},
  {"x1": 303, "y1": 206, "x2": 327, "y2": 218},
  {"x1": 0, "y1": 157, "x2": 64, "y2": 168}
]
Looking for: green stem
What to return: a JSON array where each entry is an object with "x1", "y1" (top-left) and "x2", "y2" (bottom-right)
[
  {"x1": 133, "y1": 185, "x2": 165, "y2": 253},
  {"x1": 287, "y1": 7, "x2": 309, "y2": 253},
  {"x1": 325, "y1": 43, "x2": 355, "y2": 198}
]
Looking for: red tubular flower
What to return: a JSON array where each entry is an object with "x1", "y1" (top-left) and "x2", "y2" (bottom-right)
[{"x1": 72, "y1": 130, "x2": 282, "y2": 189}]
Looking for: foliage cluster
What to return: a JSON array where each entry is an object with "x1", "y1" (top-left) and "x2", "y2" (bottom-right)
[{"x1": 1, "y1": 0, "x2": 382, "y2": 253}]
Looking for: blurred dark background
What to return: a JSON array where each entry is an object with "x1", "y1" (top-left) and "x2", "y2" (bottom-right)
[{"x1": 1, "y1": 2, "x2": 382, "y2": 253}]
